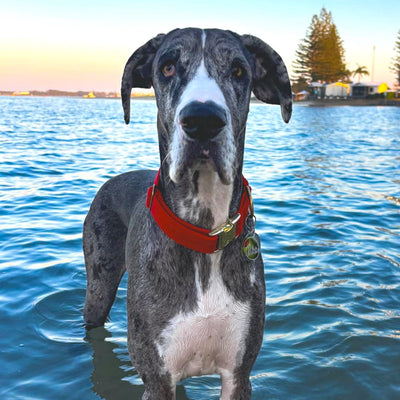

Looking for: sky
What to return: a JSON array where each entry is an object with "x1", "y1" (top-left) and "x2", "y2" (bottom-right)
[{"x1": 1, "y1": 0, "x2": 399, "y2": 92}]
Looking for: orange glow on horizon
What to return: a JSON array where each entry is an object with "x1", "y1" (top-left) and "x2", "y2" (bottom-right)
[
  {"x1": 0, "y1": 41, "x2": 128, "y2": 92},
  {"x1": 1, "y1": 2, "x2": 398, "y2": 92}
]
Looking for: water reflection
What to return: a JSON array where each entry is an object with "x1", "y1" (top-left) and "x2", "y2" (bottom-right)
[
  {"x1": 85, "y1": 327, "x2": 189, "y2": 400},
  {"x1": 85, "y1": 327, "x2": 144, "y2": 400}
]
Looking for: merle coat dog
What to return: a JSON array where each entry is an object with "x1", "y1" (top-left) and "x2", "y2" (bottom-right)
[{"x1": 83, "y1": 28, "x2": 292, "y2": 399}]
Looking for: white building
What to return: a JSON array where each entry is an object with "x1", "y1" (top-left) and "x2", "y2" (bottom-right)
[{"x1": 325, "y1": 82, "x2": 350, "y2": 98}]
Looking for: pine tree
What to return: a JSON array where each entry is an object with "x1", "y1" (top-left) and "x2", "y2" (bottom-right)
[
  {"x1": 293, "y1": 8, "x2": 347, "y2": 84},
  {"x1": 390, "y1": 30, "x2": 400, "y2": 87}
]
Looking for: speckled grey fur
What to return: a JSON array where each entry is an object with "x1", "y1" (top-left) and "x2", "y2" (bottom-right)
[{"x1": 84, "y1": 28, "x2": 291, "y2": 399}]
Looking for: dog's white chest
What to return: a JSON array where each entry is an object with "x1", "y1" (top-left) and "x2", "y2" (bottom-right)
[{"x1": 157, "y1": 255, "x2": 250, "y2": 384}]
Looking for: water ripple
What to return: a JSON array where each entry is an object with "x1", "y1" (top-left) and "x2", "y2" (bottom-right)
[{"x1": 1, "y1": 98, "x2": 400, "y2": 399}]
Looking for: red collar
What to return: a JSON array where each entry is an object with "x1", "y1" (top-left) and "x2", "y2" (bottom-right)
[{"x1": 146, "y1": 171, "x2": 253, "y2": 253}]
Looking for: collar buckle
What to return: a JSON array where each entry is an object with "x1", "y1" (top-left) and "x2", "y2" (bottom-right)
[
  {"x1": 148, "y1": 184, "x2": 156, "y2": 210},
  {"x1": 209, "y1": 213, "x2": 241, "y2": 251}
]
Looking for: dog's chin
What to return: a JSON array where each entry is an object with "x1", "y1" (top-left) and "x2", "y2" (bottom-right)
[
  {"x1": 170, "y1": 151, "x2": 232, "y2": 186},
  {"x1": 192, "y1": 158, "x2": 232, "y2": 185}
]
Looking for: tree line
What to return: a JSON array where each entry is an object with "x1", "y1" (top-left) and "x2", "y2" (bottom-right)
[{"x1": 292, "y1": 7, "x2": 400, "y2": 93}]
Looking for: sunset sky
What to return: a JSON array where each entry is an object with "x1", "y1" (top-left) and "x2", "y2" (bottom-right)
[{"x1": 1, "y1": 0, "x2": 399, "y2": 92}]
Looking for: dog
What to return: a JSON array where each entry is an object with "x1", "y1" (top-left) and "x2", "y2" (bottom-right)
[{"x1": 83, "y1": 28, "x2": 292, "y2": 399}]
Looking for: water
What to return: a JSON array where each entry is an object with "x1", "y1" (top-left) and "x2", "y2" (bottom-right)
[{"x1": 1, "y1": 97, "x2": 399, "y2": 399}]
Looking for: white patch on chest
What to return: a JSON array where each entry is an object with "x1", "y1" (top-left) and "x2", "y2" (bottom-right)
[
  {"x1": 197, "y1": 170, "x2": 233, "y2": 227},
  {"x1": 156, "y1": 252, "x2": 250, "y2": 385},
  {"x1": 179, "y1": 170, "x2": 233, "y2": 228}
]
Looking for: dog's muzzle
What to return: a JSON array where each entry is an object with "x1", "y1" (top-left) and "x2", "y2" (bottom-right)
[{"x1": 179, "y1": 101, "x2": 227, "y2": 142}]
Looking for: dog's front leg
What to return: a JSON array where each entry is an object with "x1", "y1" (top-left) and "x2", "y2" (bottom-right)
[
  {"x1": 126, "y1": 274, "x2": 176, "y2": 400},
  {"x1": 127, "y1": 317, "x2": 176, "y2": 400},
  {"x1": 141, "y1": 382, "x2": 175, "y2": 400},
  {"x1": 220, "y1": 371, "x2": 251, "y2": 400}
]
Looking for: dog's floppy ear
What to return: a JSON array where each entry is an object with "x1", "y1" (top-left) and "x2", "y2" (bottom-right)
[
  {"x1": 241, "y1": 34, "x2": 292, "y2": 123},
  {"x1": 121, "y1": 34, "x2": 165, "y2": 124}
]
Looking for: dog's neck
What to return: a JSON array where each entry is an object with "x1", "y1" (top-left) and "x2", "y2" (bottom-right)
[
  {"x1": 185, "y1": 169, "x2": 233, "y2": 229},
  {"x1": 158, "y1": 163, "x2": 244, "y2": 231}
]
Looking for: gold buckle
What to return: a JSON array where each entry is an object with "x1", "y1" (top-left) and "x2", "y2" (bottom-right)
[
  {"x1": 148, "y1": 184, "x2": 156, "y2": 210},
  {"x1": 246, "y1": 185, "x2": 254, "y2": 217},
  {"x1": 209, "y1": 213, "x2": 241, "y2": 251}
]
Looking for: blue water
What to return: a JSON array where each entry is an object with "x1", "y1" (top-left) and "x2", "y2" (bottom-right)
[{"x1": 1, "y1": 97, "x2": 399, "y2": 400}]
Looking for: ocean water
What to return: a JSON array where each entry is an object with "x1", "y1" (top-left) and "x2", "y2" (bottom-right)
[{"x1": 0, "y1": 96, "x2": 399, "y2": 400}]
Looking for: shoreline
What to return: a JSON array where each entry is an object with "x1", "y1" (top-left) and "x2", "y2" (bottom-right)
[
  {"x1": 2, "y1": 94, "x2": 400, "y2": 107},
  {"x1": 0, "y1": 93, "x2": 153, "y2": 100},
  {"x1": 293, "y1": 98, "x2": 400, "y2": 107}
]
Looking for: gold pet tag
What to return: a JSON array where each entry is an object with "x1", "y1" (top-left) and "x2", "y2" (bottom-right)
[{"x1": 241, "y1": 233, "x2": 260, "y2": 261}]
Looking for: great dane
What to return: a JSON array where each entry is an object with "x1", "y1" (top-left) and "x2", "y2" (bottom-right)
[{"x1": 83, "y1": 28, "x2": 292, "y2": 399}]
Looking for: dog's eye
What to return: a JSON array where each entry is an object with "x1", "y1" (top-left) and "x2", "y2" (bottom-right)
[
  {"x1": 162, "y1": 62, "x2": 176, "y2": 78},
  {"x1": 231, "y1": 66, "x2": 244, "y2": 79}
]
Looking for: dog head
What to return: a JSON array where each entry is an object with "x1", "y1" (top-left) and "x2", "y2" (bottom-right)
[{"x1": 121, "y1": 28, "x2": 292, "y2": 185}]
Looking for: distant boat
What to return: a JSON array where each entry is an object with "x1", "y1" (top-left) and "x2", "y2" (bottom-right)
[
  {"x1": 83, "y1": 92, "x2": 96, "y2": 98},
  {"x1": 12, "y1": 91, "x2": 31, "y2": 96}
]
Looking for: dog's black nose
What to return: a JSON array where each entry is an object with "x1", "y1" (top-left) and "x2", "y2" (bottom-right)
[{"x1": 179, "y1": 101, "x2": 227, "y2": 141}]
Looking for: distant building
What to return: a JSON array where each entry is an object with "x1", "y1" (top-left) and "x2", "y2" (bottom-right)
[
  {"x1": 295, "y1": 81, "x2": 391, "y2": 102},
  {"x1": 350, "y1": 82, "x2": 388, "y2": 98},
  {"x1": 83, "y1": 92, "x2": 96, "y2": 98},
  {"x1": 325, "y1": 82, "x2": 350, "y2": 98},
  {"x1": 295, "y1": 90, "x2": 310, "y2": 101},
  {"x1": 308, "y1": 82, "x2": 324, "y2": 99}
]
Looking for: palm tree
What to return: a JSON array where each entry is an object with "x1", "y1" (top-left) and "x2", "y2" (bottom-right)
[
  {"x1": 352, "y1": 65, "x2": 370, "y2": 82},
  {"x1": 342, "y1": 68, "x2": 353, "y2": 83}
]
